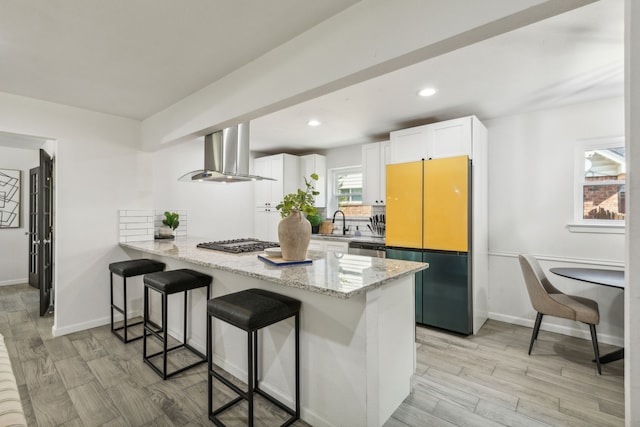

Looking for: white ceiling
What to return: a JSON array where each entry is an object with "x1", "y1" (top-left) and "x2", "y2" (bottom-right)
[
  {"x1": 0, "y1": 0, "x2": 360, "y2": 120},
  {"x1": 251, "y1": 0, "x2": 624, "y2": 152},
  {"x1": 0, "y1": 0, "x2": 624, "y2": 153}
]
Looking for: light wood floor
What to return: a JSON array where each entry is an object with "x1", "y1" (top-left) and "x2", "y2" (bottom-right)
[{"x1": 0, "y1": 284, "x2": 624, "y2": 426}]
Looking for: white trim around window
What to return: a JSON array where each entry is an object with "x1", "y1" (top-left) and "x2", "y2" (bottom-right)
[
  {"x1": 570, "y1": 136, "x2": 625, "y2": 233},
  {"x1": 328, "y1": 165, "x2": 362, "y2": 215}
]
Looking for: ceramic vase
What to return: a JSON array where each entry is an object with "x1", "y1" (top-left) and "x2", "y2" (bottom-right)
[
  {"x1": 158, "y1": 226, "x2": 174, "y2": 238},
  {"x1": 278, "y1": 210, "x2": 311, "y2": 261}
]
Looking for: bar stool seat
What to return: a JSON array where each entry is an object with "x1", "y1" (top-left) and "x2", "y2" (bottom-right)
[
  {"x1": 207, "y1": 288, "x2": 301, "y2": 427},
  {"x1": 109, "y1": 259, "x2": 166, "y2": 278},
  {"x1": 144, "y1": 269, "x2": 212, "y2": 294},
  {"x1": 143, "y1": 268, "x2": 212, "y2": 379},
  {"x1": 109, "y1": 259, "x2": 165, "y2": 343}
]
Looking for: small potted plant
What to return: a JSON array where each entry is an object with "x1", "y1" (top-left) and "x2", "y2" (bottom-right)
[
  {"x1": 158, "y1": 211, "x2": 179, "y2": 238},
  {"x1": 307, "y1": 213, "x2": 323, "y2": 234},
  {"x1": 276, "y1": 174, "x2": 319, "y2": 260}
]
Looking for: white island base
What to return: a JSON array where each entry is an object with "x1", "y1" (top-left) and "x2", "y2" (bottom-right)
[
  {"x1": 121, "y1": 240, "x2": 421, "y2": 427},
  {"x1": 210, "y1": 269, "x2": 414, "y2": 427}
]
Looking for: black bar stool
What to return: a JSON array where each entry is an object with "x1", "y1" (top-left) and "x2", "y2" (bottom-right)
[
  {"x1": 109, "y1": 259, "x2": 166, "y2": 343},
  {"x1": 143, "y1": 268, "x2": 212, "y2": 379},
  {"x1": 207, "y1": 288, "x2": 301, "y2": 427}
]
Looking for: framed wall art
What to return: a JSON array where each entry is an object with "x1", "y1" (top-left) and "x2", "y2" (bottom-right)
[{"x1": 0, "y1": 168, "x2": 21, "y2": 229}]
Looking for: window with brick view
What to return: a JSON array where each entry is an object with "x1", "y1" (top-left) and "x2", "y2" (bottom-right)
[
  {"x1": 581, "y1": 146, "x2": 625, "y2": 221},
  {"x1": 331, "y1": 167, "x2": 372, "y2": 218}
]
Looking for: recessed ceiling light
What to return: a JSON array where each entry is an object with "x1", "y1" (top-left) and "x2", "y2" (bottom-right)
[
  {"x1": 418, "y1": 88, "x2": 437, "y2": 97},
  {"x1": 307, "y1": 119, "x2": 321, "y2": 127}
]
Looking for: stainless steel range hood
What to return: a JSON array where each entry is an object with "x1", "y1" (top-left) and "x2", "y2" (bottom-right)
[{"x1": 178, "y1": 122, "x2": 275, "y2": 183}]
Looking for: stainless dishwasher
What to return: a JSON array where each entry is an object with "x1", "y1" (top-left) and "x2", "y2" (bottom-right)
[{"x1": 348, "y1": 241, "x2": 387, "y2": 258}]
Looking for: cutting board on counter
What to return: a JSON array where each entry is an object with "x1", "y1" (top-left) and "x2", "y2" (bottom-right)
[{"x1": 319, "y1": 221, "x2": 334, "y2": 235}]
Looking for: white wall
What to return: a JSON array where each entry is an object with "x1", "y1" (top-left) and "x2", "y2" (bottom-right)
[
  {"x1": 152, "y1": 137, "x2": 255, "y2": 239},
  {"x1": 324, "y1": 143, "x2": 362, "y2": 172},
  {"x1": 0, "y1": 92, "x2": 151, "y2": 335},
  {"x1": 486, "y1": 96, "x2": 625, "y2": 345},
  {"x1": 0, "y1": 146, "x2": 38, "y2": 286}
]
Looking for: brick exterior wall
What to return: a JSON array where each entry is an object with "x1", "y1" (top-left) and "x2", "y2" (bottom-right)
[
  {"x1": 583, "y1": 175, "x2": 625, "y2": 219},
  {"x1": 340, "y1": 204, "x2": 372, "y2": 218}
]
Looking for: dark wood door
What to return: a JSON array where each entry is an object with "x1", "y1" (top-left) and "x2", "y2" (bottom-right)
[
  {"x1": 38, "y1": 149, "x2": 53, "y2": 316},
  {"x1": 28, "y1": 166, "x2": 39, "y2": 288}
]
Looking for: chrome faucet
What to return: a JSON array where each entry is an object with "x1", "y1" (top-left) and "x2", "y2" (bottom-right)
[{"x1": 332, "y1": 210, "x2": 347, "y2": 235}]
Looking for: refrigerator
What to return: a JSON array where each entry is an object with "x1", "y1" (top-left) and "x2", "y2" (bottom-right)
[{"x1": 385, "y1": 156, "x2": 472, "y2": 334}]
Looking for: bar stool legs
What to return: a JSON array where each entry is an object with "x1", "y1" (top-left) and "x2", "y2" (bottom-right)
[
  {"x1": 109, "y1": 272, "x2": 142, "y2": 343},
  {"x1": 108, "y1": 259, "x2": 165, "y2": 343},
  {"x1": 143, "y1": 282, "x2": 210, "y2": 379},
  {"x1": 207, "y1": 289, "x2": 300, "y2": 427},
  {"x1": 142, "y1": 269, "x2": 212, "y2": 380}
]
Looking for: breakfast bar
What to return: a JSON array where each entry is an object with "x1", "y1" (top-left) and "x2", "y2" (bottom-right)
[{"x1": 120, "y1": 237, "x2": 427, "y2": 427}]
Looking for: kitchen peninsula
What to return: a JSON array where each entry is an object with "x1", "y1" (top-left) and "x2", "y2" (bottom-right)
[{"x1": 120, "y1": 237, "x2": 427, "y2": 427}]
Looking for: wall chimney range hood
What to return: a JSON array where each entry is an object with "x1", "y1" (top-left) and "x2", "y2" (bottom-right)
[{"x1": 178, "y1": 122, "x2": 275, "y2": 183}]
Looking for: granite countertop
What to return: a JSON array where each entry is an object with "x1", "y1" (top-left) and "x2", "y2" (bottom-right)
[
  {"x1": 120, "y1": 237, "x2": 426, "y2": 299},
  {"x1": 310, "y1": 234, "x2": 386, "y2": 244}
]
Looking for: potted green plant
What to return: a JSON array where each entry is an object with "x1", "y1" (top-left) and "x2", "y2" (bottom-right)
[
  {"x1": 158, "y1": 211, "x2": 179, "y2": 238},
  {"x1": 276, "y1": 174, "x2": 319, "y2": 260},
  {"x1": 276, "y1": 173, "x2": 319, "y2": 218},
  {"x1": 307, "y1": 213, "x2": 323, "y2": 234}
]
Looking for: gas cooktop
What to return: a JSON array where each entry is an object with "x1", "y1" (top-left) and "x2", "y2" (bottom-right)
[{"x1": 197, "y1": 238, "x2": 280, "y2": 254}]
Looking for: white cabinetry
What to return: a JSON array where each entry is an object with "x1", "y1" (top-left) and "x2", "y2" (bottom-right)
[
  {"x1": 389, "y1": 127, "x2": 428, "y2": 164},
  {"x1": 300, "y1": 154, "x2": 327, "y2": 207},
  {"x1": 254, "y1": 154, "x2": 300, "y2": 207},
  {"x1": 389, "y1": 115, "x2": 478, "y2": 164},
  {"x1": 308, "y1": 239, "x2": 348, "y2": 253},
  {"x1": 253, "y1": 154, "x2": 299, "y2": 241},
  {"x1": 430, "y1": 117, "x2": 473, "y2": 159},
  {"x1": 325, "y1": 241, "x2": 348, "y2": 252},
  {"x1": 255, "y1": 208, "x2": 280, "y2": 242},
  {"x1": 362, "y1": 141, "x2": 389, "y2": 205},
  {"x1": 307, "y1": 240, "x2": 323, "y2": 252}
]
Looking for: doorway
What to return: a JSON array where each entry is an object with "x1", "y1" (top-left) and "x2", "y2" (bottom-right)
[{"x1": 27, "y1": 149, "x2": 54, "y2": 316}]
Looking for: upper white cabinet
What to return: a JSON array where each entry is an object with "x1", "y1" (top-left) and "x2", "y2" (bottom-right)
[
  {"x1": 253, "y1": 153, "x2": 325, "y2": 241},
  {"x1": 389, "y1": 127, "x2": 428, "y2": 164},
  {"x1": 430, "y1": 117, "x2": 473, "y2": 159},
  {"x1": 362, "y1": 141, "x2": 389, "y2": 205},
  {"x1": 253, "y1": 154, "x2": 300, "y2": 207},
  {"x1": 389, "y1": 116, "x2": 479, "y2": 164},
  {"x1": 300, "y1": 154, "x2": 327, "y2": 208}
]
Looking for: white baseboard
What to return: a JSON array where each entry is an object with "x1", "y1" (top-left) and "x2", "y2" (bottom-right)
[
  {"x1": 55, "y1": 309, "x2": 150, "y2": 337},
  {"x1": 0, "y1": 278, "x2": 28, "y2": 287},
  {"x1": 52, "y1": 315, "x2": 111, "y2": 337},
  {"x1": 488, "y1": 312, "x2": 624, "y2": 347}
]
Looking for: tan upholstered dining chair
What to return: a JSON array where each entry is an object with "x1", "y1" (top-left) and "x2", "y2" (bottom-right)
[{"x1": 518, "y1": 254, "x2": 602, "y2": 374}]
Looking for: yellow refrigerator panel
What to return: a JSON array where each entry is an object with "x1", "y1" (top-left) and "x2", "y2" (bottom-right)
[
  {"x1": 423, "y1": 156, "x2": 469, "y2": 251},
  {"x1": 386, "y1": 161, "x2": 423, "y2": 248}
]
